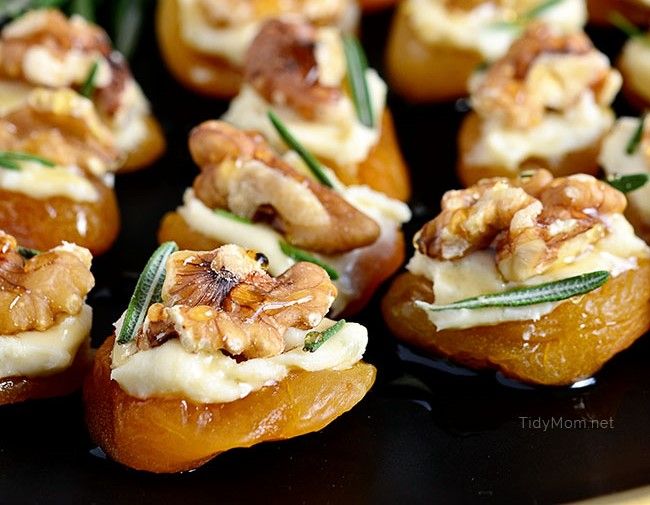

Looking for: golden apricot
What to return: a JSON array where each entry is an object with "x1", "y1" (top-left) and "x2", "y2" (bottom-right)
[
  {"x1": 382, "y1": 259, "x2": 650, "y2": 386},
  {"x1": 84, "y1": 336, "x2": 376, "y2": 473},
  {"x1": 119, "y1": 116, "x2": 166, "y2": 173}
]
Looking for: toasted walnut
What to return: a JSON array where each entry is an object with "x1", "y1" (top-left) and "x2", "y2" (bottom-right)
[
  {"x1": 0, "y1": 9, "x2": 136, "y2": 121},
  {"x1": 418, "y1": 169, "x2": 627, "y2": 281},
  {"x1": 0, "y1": 231, "x2": 95, "y2": 334},
  {"x1": 189, "y1": 120, "x2": 380, "y2": 254},
  {"x1": 471, "y1": 24, "x2": 620, "y2": 129},
  {"x1": 0, "y1": 87, "x2": 121, "y2": 176},
  {"x1": 136, "y1": 244, "x2": 337, "y2": 359},
  {"x1": 244, "y1": 19, "x2": 342, "y2": 121}
]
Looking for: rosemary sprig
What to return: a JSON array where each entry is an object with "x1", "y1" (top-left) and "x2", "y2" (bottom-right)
[
  {"x1": 606, "y1": 173, "x2": 649, "y2": 193},
  {"x1": 18, "y1": 246, "x2": 40, "y2": 259},
  {"x1": 304, "y1": 320, "x2": 346, "y2": 352},
  {"x1": 610, "y1": 12, "x2": 648, "y2": 40},
  {"x1": 80, "y1": 60, "x2": 99, "y2": 98},
  {"x1": 113, "y1": 0, "x2": 144, "y2": 59},
  {"x1": 279, "y1": 240, "x2": 339, "y2": 280},
  {"x1": 416, "y1": 271, "x2": 609, "y2": 312},
  {"x1": 69, "y1": 0, "x2": 95, "y2": 21},
  {"x1": 489, "y1": 0, "x2": 565, "y2": 30},
  {"x1": 626, "y1": 113, "x2": 646, "y2": 155},
  {"x1": 267, "y1": 110, "x2": 334, "y2": 188},
  {"x1": 214, "y1": 208, "x2": 253, "y2": 224},
  {"x1": 0, "y1": 151, "x2": 55, "y2": 170},
  {"x1": 117, "y1": 241, "x2": 178, "y2": 344},
  {"x1": 342, "y1": 35, "x2": 374, "y2": 128}
]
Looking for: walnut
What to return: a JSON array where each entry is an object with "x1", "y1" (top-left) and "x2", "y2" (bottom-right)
[
  {"x1": 189, "y1": 120, "x2": 380, "y2": 254},
  {"x1": 470, "y1": 23, "x2": 620, "y2": 129},
  {"x1": 136, "y1": 244, "x2": 337, "y2": 359},
  {"x1": 244, "y1": 18, "x2": 342, "y2": 121},
  {"x1": 0, "y1": 230, "x2": 95, "y2": 334},
  {"x1": 417, "y1": 169, "x2": 628, "y2": 281},
  {"x1": 0, "y1": 87, "x2": 122, "y2": 176},
  {"x1": 0, "y1": 9, "x2": 137, "y2": 122}
]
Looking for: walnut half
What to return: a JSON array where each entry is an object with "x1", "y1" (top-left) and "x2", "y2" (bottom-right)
[{"x1": 136, "y1": 244, "x2": 338, "y2": 359}]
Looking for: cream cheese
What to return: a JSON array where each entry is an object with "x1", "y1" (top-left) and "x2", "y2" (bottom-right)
[
  {"x1": 467, "y1": 92, "x2": 614, "y2": 171},
  {"x1": 223, "y1": 68, "x2": 387, "y2": 168},
  {"x1": 0, "y1": 304, "x2": 91, "y2": 379},
  {"x1": 599, "y1": 117, "x2": 650, "y2": 228},
  {"x1": 405, "y1": 0, "x2": 586, "y2": 61},
  {"x1": 110, "y1": 319, "x2": 368, "y2": 403},
  {"x1": 0, "y1": 160, "x2": 99, "y2": 202},
  {"x1": 620, "y1": 37, "x2": 650, "y2": 103},
  {"x1": 409, "y1": 214, "x2": 649, "y2": 329},
  {"x1": 0, "y1": 80, "x2": 33, "y2": 115}
]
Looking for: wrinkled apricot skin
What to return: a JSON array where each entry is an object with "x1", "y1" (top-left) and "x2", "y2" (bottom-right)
[
  {"x1": 587, "y1": 0, "x2": 650, "y2": 26},
  {"x1": 0, "y1": 182, "x2": 119, "y2": 256},
  {"x1": 156, "y1": 0, "x2": 244, "y2": 99},
  {"x1": 119, "y1": 116, "x2": 166, "y2": 173},
  {"x1": 457, "y1": 111, "x2": 602, "y2": 187},
  {"x1": 325, "y1": 110, "x2": 411, "y2": 202},
  {"x1": 84, "y1": 336, "x2": 376, "y2": 473},
  {"x1": 158, "y1": 212, "x2": 405, "y2": 315},
  {"x1": 0, "y1": 341, "x2": 92, "y2": 405},
  {"x1": 382, "y1": 258, "x2": 650, "y2": 386},
  {"x1": 386, "y1": 5, "x2": 482, "y2": 102}
]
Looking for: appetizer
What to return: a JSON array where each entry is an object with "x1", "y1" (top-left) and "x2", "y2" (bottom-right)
[
  {"x1": 617, "y1": 25, "x2": 650, "y2": 109},
  {"x1": 156, "y1": 0, "x2": 360, "y2": 98},
  {"x1": 385, "y1": 0, "x2": 587, "y2": 102},
  {"x1": 0, "y1": 9, "x2": 164, "y2": 172},
  {"x1": 382, "y1": 169, "x2": 650, "y2": 386},
  {"x1": 85, "y1": 241, "x2": 376, "y2": 473},
  {"x1": 158, "y1": 120, "x2": 411, "y2": 316},
  {"x1": 223, "y1": 18, "x2": 410, "y2": 201},
  {"x1": 457, "y1": 24, "x2": 621, "y2": 187},
  {"x1": 0, "y1": 231, "x2": 95, "y2": 405},
  {"x1": 599, "y1": 116, "x2": 650, "y2": 242}
]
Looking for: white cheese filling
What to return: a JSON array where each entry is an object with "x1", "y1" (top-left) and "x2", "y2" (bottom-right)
[
  {"x1": 223, "y1": 69, "x2": 387, "y2": 168},
  {"x1": 408, "y1": 214, "x2": 650, "y2": 330},
  {"x1": 109, "y1": 80, "x2": 152, "y2": 154},
  {"x1": 620, "y1": 37, "x2": 650, "y2": 103},
  {"x1": 0, "y1": 160, "x2": 99, "y2": 202},
  {"x1": 0, "y1": 80, "x2": 33, "y2": 115},
  {"x1": 599, "y1": 117, "x2": 650, "y2": 228},
  {"x1": 404, "y1": 0, "x2": 586, "y2": 61},
  {"x1": 110, "y1": 318, "x2": 368, "y2": 404},
  {"x1": 0, "y1": 304, "x2": 91, "y2": 379},
  {"x1": 467, "y1": 92, "x2": 614, "y2": 171},
  {"x1": 177, "y1": 0, "x2": 359, "y2": 66}
]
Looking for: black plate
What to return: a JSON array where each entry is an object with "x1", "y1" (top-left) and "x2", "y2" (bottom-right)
[{"x1": 1, "y1": 7, "x2": 649, "y2": 504}]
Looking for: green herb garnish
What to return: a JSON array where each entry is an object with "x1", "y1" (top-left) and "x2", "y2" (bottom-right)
[
  {"x1": 214, "y1": 208, "x2": 253, "y2": 224},
  {"x1": 0, "y1": 0, "x2": 67, "y2": 22},
  {"x1": 342, "y1": 35, "x2": 374, "y2": 128},
  {"x1": 303, "y1": 319, "x2": 346, "y2": 352},
  {"x1": 18, "y1": 246, "x2": 40, "y2": 259},
  {"x1": 610, "y1": 11, "x2": 648, "y2": 40},
  {"x1": 113, "y1": 0, "x2": 145, "y2": 59},
  {"x1": 606, "y1": 173, "x2": 649, "y2": 193},
  {"x1": 626, "y1": 113, "x2": 646, "y2": 155},
  {"x1": 279, "y1": 240, "x2": 339, "y2": 280},
  {"x1": 69, "y1": 0, "x2": 95, "y2": 21},
  {"x1": 0, "y1": 151, "x2": 55, "y2": 170},
  {"x1": 80, "y1": 60, "x2": 99, "y2": 98},
  {"x1": 117, "y1": 241, "x2": 178, "y2": 344},
  {"x1": 489, "y1": 0, "x2": 565, "y2": 30},
  {"x1": 416, "y1": 271, "x2": 609, "y2": 312},
  {"x1": 267, "y1": 110, "x2": 334, "y2": 188}
]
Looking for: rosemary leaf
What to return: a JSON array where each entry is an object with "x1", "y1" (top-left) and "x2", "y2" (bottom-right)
[
  {"x1": 304, "y1": 320, "x2": 346, "y2": 352},
  {"x1": 416, "y1": 271, "x2": 609, "y2": 311},
  {"x1": 113, "y1": 0, "x2": 144, "y2": 59},
  {"x1": 626, "y1": 113, "x2": 646, "y2": 155},
  {"x1": 213, "y1": 208, "x2": 253, "y2": 224},
  {"x1": 80, "y1": 60, "x2": 99, "y2": 98},
  {"x1": 18, "y1": 246, "x2": 40, "y2": 259},
  {"x1": 606, "y1": 173, "x2": 649, "y2": 193},
  {"x1": 69, "y1": 0, "x2": 95, "y2": 21},
  {"x1": 117, "y1": 241, "x2": 178, "y2": 344},
  {"x1": 279, "y1": 240, "x2": 339, "y2": 280},
  {"x1": 267, "y1": 111, "x2": 334, "y2": 188},
  {"x1": 342, "y1": 35, "x2": 374, "y2": 128},
  {"x1": 521, "y1": 0, "x2": 564, "y2": 20},
  {"x1": 610, "y1": 11, "x2": 647, "y2": 40},
  {"x1": 0, "y1": 151, "x2": 55, "y2": 170}
]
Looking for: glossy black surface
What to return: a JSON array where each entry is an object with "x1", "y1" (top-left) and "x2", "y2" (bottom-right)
[{"x1": 1, "y1": 7, "x2": 649, "y2": 505}]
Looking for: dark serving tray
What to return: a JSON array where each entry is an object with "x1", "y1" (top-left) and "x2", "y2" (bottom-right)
[{"x1": 1, "y1": 6, "x2": 649, "y2": 504}]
